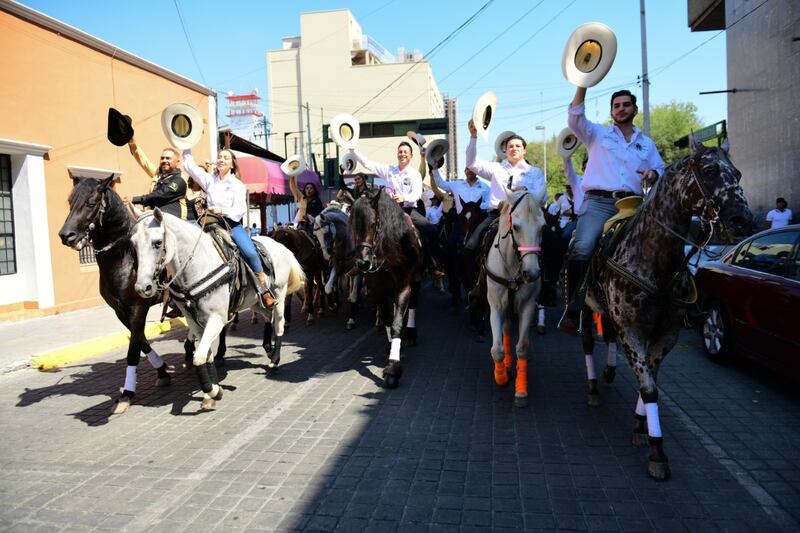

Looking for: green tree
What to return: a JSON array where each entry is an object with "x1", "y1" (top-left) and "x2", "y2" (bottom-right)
[{"x1": 633, "y1": 101, "x2": 703, "y2": 165}]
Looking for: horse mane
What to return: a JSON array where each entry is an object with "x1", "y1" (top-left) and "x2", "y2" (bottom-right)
[
  {"x1": 374, "y1": 188, "x2": 413, "y2": 243},
  {"x1": 69, "y1": 178, "x2": 133, "y2": 235}
]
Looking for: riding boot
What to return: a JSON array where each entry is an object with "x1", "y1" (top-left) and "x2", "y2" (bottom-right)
[
  {"x1": 557, "y1": 259, "x2": 589, "y2": 336},
  {"x1": 256, "y1": 271, "x2": 277, "y2": 309}
]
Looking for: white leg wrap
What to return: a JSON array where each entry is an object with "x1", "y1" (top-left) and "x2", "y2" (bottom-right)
[
  {"x1": 389, "y1": 338, "x2": 402, "y2": 361},
  {"x1": 407, "y1": 309, "x2": 416, "y2": 328},
  {"x1": 607, "y1": 343, "x2": 617, "y2": 367},
  {"x1": 537, "y1": 306, "x2": 545, "y2": 326},
  {"x1": 645, "y1": 402, "x2": 662, "y2": 437},
  {"x1": 146, "y1": 349, "x2": 164, "y2": 369},
  {"x1": 584, "y1": 355, "x2": 596, "y2": 380},
  {"x1": 325, "y1": 272, "x2": 336, "y2": 295},
  {"x1": 210, "y1": 384, "x2": 219, "y2": 398},
  {"x1": 124, "y1": 366, "x2": 137, "y2": 393},
  {"x1": 635, "y1": 395, "x2": 646, "y2": 416}
]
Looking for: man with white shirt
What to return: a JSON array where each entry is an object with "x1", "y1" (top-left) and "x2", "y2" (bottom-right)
[
  {"x1": 432, "y1": 167, "x2": 490, "y2": 215},
  {"x1": 351, "y1": 142, "x2": 445, "y2": 278},
  {"x1": 558, "y1": 88, "x2": 665, "y2": 335},
  {"x1": 766, "y1": 197, "x2": 793, "y2": 229}
]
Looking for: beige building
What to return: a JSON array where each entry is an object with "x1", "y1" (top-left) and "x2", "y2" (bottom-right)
[{"x1": 267, "y1": 9, "x2": 445, "y2": 177}]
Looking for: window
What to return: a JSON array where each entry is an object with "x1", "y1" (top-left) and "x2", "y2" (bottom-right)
[
  {"x1": 733, "y1": 230, "x2": 799, "y2": 278},
  {"x1": 0, "y1": 154, "x2": 16, "y2": 275}
]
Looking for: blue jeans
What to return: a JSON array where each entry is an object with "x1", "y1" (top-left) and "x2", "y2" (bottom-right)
[
  {"x1": 570, "y1": 196, "x2": 619, "y2": 261},
  {"x1": 229, "y1": 222, "x2": 263, "y2": 274}
]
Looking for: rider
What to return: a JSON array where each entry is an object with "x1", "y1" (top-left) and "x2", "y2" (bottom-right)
[
  {"x1": 125, "y1": 138, "x2": 188, "y2": 219},
  {"x1": 557, "y1": 88, "x2": 664, "y2": 335},
  {"x1": 182, "y1": 148, "x2": 276, "y2": 308},
  {"x1": 290, "y1": 177, "x2": 324, "y2": 232},
  {"x1": 350, "y1": 142, "x2": 445, "y2": 279}
]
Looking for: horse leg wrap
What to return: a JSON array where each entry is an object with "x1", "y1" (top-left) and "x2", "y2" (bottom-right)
[
  {"x1": 493, "y1": 361, "x2": 509, "y2": 386},
  {"x1": 124, "y1": 366, "x2": 137, "y2": 394},
  {"x1": 146, "y1": 349, "x2": 164, "y2": 369},
  {"x1": 584, "y1": 354, "x2": 597, "y2": 380},
  {"x1": 195, "y1": 364, "x2": 214, "y2": 394},
  {"x1": 389, "y1": 338, "x2": 402, "y2": 362},
  {"x1": 537, "y1": 306, "x2": 545, "y2": 327},
  {"x1": 515, "y1": 359, "x2": 528, "y2": 397},
  {"x1": 407, "y1": 309, "x2": 416, "y2": 328},
  {"x1": 502, "y1": 335, "x2": 513, "y2": 369},
  {"x1": 635, "y1": 395, "x2": 646, "y2": 416},
  {"x1": 645, "y1": 402, "x2": 662, "y2": 438}
]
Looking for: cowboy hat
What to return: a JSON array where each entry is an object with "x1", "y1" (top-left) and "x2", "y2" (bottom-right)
[
  {"x1": 556, "y1": 127, "x2": 582, "y2": 158},
  {"x1": 562, "y1": 22, "x2": 617, "y2": 88},
  {"x1": 330, "y1": 114, "x2": 360, "y2": 150},
  {"x1": 471, "y1": 91, "x2": 497, "y2": 142},
  {"x1": 339, "y1": 152, "x2": 357, "y2": 174},
  {"x1": 161, "y1": 103, "x2": 204, "y2": 150},
  {"x1": 107, "y1": 107, "x2": 134, "y2": 146},
  {"x1": 406, "y1": 131, "x2": 427, "y2": 150},
  {"x1": 425, "y1": 138, "x2": 449, "y2": 170},
  {"x1": 494, "y1": 130, "x2": 517, "y2": 160},
  {"x1": 281, "y1": 154, "x2": 307, "y2": 177}
]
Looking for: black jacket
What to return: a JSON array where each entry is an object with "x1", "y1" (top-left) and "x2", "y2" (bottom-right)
[{"x1": 132, "y1": 169, "x2": 187, "y2": 219}]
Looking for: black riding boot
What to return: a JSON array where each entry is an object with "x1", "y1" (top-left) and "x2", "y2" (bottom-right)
[{"x1": 557, "y1": 259, "x2": 589, "y2": 336}]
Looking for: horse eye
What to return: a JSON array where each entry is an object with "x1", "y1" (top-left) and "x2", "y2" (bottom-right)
[
  {"x1": 86, "y1": 202, "x2": 96, "y2": 208},
  {"x1": 152, "y1": 240, "x2": 162, "y2": 249}
]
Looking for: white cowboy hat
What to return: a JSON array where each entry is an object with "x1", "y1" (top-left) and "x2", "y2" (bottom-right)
[
  {"x1": 471, "y1": 91, "x2": 497, "y2": 142},
  {"x1": 161, "y1": 103, "x2": 204, "y2": 150},
  {"x1": 330, "y1": 113, "x2": 360, "y2": 150},
  {"x1": 562, "y1": 22, "x2": 618, "y2": 88},
  {"x1": 425, "y1": 138, "x2": 449, "y2": 170},
  {"x1": 556, "y1": 127, "x2": 582, "y2": 159},
  {"x1": 406, "y1": 131, "x2": 427, "y2": 150},
  {"x1": 339, "y1": 152, "x2": 357, "y2": 174},
  {"x1": 280, "y1": 153, "x2": 307, "y2": 177},
  {"x1": 494, "y1": 130, "x2": 518, "y2": 160}
]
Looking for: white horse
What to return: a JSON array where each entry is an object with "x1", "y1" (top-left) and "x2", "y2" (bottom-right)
[
  {"x1": 485, "y1": 189, "x2": 546, "y2": 407},
  {"x1": 131, "y1": 209, "x2": 304, "y2": 409}
]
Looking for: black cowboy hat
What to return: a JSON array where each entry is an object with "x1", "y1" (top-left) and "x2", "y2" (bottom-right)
[{"x1": 107, "y1": 107, "x2": 134, "y2": 146}]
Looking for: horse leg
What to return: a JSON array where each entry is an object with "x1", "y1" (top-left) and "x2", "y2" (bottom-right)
[
  {"x1": 535, "y1": 304, "x2": 546, "y2": 335},
  {"x1": 144, "y1": 344, "x2": 170, "y2": 388},
  {"x1": 267, "y1": 290, "x2": 288, "y2": 369},
  {"x1": 284, "y1": 294, "x2": 293, "y2": 325},
  {"x1": 183, "y1": 335, "x2": 195, "y2": 369},
  {"x1": 315, "y1": 272, "x2": 326, "y2": 317},
  {"x1": 262, "y1": 320, "x2": 274, "y2": 356},
  {"x1": 214, "y1": 325, "x2": 227, "y2": 368},
  {"x1": 488, "y1": 297, "x2": 508, "y2": 387},
  {"x1": 304, "y1": 277, "x2": 315, "y2": 326},
  {"x1": 113, "y1": 305, "x2": 149, "y2": 415},
  {"x1": 581, "y1": 310, "x2": 600, "y2": 407},
  {"x1": 513, "y1": 302, "x2": 535, "y2": 408},
  {"x1": 326, "y1": 267, "x2": 339, "y2": 312},
  {"x1": 602, "y1": 317, "x2": 617, "y2": 383},
  {"x1": 383, "y1": 287, "x2": 411, "y2": 389},
  {"x1": 346, "y1": 274, "x2": 360, "y2": 330},
  {"x1": 403, "y1": 282, "x2": 420, "y2": 347}
]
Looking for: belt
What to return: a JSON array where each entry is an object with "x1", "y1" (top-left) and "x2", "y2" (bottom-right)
[{"x1": 586, "y1": 189, "x2": 636, "y2": 200}]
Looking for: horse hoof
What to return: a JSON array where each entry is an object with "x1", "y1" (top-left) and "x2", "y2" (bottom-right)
[
  {"x1": 214, "y1": 357, "x2": 225, "y2": 368},
  {"x1": 631, "y1": 432, "x2": 648, "y2": 448},
  {"x1": 112, "y1": 399, "x2": 130, "y2": 415},
  {"x1": 346, "y1": 319, "x2": 356, "y2": 330},
  {"x1": 382, "y1": 361, "x2": 403, "y2": 389},
  {"x1": 603, "y1": 365, "x2": 616, "y2": 383},
  {"x1": 212, "y1": 386, "x2": 224, "y2": 401},
  {"x1": 535, "y1": 325, "x2": 546, "y2": 336},
  {"x1": 306, "y1": 316, "x2": 315, "y2": 326},
  {"x1": 156, "y1": 375, "x2": 171, "y2": 388},
  {"x1": 647, "y1": 460, "x2": 671, "y2": 481},
  {"x1": 587, "y1": 393, "x2": 601, "y2": 407},
  {"x1": 200, "y1": 397, "x2": 216, "y2": 410},
  {"x1": 514, "y1": 395, "x2": 529, "y2": 408}
]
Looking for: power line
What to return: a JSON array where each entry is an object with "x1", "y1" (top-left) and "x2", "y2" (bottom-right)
[{"x1": 173, "y1": 0, "x2": 207, "y2": 85}]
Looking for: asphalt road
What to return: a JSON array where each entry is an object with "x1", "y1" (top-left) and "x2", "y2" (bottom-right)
[{"x1": 2, "y1": 286, "x2": 799, "y2": 532}]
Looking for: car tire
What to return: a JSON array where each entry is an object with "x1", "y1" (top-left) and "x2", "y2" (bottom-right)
[{"x1": 702, "y1": 302, "x2": 731, "y2": 363}]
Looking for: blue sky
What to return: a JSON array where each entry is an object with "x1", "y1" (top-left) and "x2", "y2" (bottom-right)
[{"x1": 20, "y1": 0, "x2": 729, "y2": 160}]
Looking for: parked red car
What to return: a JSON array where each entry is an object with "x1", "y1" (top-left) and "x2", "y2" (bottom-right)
[{"x1": 695, "y1": 225, "x2": 800, "y2": 379}]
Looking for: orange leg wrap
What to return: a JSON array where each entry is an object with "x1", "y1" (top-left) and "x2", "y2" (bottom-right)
[
  {"x1": 502, "y1": 335, "x2": 513, "y2": 369},
  {"x1": 493, "y1": 361, "x2": 509, "y2": 386},
  {"x1": 515, "y1": 359, "x2": 528, "y2": 396},
  {"x1": 593, "y1": 312, "x2": 604, "y2": 336}
]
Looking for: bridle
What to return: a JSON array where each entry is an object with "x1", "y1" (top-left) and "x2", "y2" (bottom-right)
[
  {"x1": 73, "y1": 189, "x2": 125, "y2": 256},
  {"x1": 356, "y1": 215, "x2": 384, "y2": 274},
  {"x1": 486, "y1": 192, "x2": 541, "y2": 290}
]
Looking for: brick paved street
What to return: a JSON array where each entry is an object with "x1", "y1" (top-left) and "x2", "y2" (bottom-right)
[{"x1": 2, "y1": 286, "x2": 800, "y2": 532}]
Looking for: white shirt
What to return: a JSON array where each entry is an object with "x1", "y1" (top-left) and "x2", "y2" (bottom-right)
[
  {"x1": 568, "y1": 103, "x2": 665, "y2": 195},
  {"x1": 182, "y1": 150, "x2": 248, "y2": 222},
  {"x1": 466, "y1": 137, "x2": 547, "y2": 210},
  {"x1": 426, "y1": 203, "x2": 443, "y2": 225},
  {"x1": 563, "y1": 158, "x2": 585, "y2": 214},
  {"x1": 767, "y1": 208, "x2": 793, "y2": 228},
  {"x1": 555, "y1": 194, "x2": 574, "y2": 228},
  {"x1": 352, "y1": 150, "x2": 422, "y2": 209},
  {"x1": 431, "y1": 168, "x2": 490, "y2": 214}
]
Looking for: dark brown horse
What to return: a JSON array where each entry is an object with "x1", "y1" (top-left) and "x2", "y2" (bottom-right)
[
  {"x1": 350, "y1": 188, "x2": 422, "y2": 388},
  {"x1": 271, "y1": 225, "x2": 328, "y2": 326},
  {"x1": 457, "y1": 199, "x2": 488, "y2": 338}
]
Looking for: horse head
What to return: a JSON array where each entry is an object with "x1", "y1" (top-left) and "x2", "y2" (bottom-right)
[
  {"x1": 130, "y1": 208, "x2": 171, "y2": 298},
  {"x1": 313, "y1": 212, "x2": 336, "y2": 262},
  {"x1": 458, "y1": 198, "x2": 487, "y2": 246},
  {"x1": 350, "y1": 188, "x2": 382, "y2": 273},
  {"x1": 685, "y1": 134, "x2": 753, "y2": 242},
  {"x1": 58, "y1": 174, "x2": 117, "y2": 250},
  {"x1": 500, "y1": 189, "x2": 545, "y2": 284}
]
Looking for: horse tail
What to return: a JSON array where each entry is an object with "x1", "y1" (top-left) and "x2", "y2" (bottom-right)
[{"x1": 285, "y1": 252, "x2": 306, "y2": 294}]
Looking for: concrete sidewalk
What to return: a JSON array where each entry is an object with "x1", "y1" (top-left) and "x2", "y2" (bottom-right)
[{"x1": 0, "y1": 304, "x2": 186, "y2": 374}]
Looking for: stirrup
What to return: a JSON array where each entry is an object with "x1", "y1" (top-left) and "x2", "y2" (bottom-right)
[{"x1": 261, "y1": 288, "x2": 277, "y2": 309}]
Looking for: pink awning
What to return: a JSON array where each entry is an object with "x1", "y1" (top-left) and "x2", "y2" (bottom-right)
[{"x1": 236, "y1": 153, "x2": 323, "y2": 196}]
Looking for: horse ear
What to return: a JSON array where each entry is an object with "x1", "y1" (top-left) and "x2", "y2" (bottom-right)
[
  {"x1": 153, "y1": 207, "x2": 164, "y2": 223},
  {"x1": 688, "y1": 131, "x2": 700, "y2": 152},
  {"x1": 460, "y1": 197, "x2": 467, "y2": 209},
  {"x1": 100, "y1": 173, "x2": 116, "y2": 191}
]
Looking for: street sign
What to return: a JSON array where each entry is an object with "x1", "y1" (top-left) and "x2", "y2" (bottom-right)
[{"x1": 674, "y1": 120, "x2": 727, "y2": 148}]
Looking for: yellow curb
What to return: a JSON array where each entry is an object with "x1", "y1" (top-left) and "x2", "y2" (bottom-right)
[{"x1": 31, "y1": 317, "x2": 188, "y2": 370}]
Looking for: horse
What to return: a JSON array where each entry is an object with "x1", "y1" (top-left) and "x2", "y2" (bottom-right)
[
  {"x1": 130, "y1": 208, "x2": 305, "y2": 409},
  {"x1": 58, "y1": 175, "x2": 174, "y2": 415},
  {"x1": 484, "y1": 189, "x2": 546, "y2": 408},
  {"x1": 313, "y1": 206, "x2": 360, "y2": 330},
  {"x1": 457, "y1": 199, "x2": 488, "y2": 336},
  {"x1": 350, "y1": 188, "x2": 422, "y2": 388},
  {"x1": 271, "y1": 225, "x2": 329, "y2": 325},
  {"x1": 584, "y1": 136, "x2": 753, "y2": 480}
]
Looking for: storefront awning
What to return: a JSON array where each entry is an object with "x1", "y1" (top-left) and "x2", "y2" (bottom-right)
[{"x1": 234, "y1": 151, "x2": 322, "y2": 197}]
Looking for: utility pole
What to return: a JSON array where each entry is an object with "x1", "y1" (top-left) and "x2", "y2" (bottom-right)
[
  {"x1": 305, "y1": 102, "x2": 313, "y2": 168},
  {"x1": 640, "y1": 0, "x2": 651, "y2": 136}
]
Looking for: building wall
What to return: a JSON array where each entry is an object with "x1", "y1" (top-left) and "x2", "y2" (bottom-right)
[
  {"x1": 726, "y1": 0, "x2": 799, "y2": 214},
  {"x1": 267, "y1": 9, "x2": 445, "y2": 173},
  {"x1": 0, "y1": 7, "x2": 214, "y2": 316}
]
